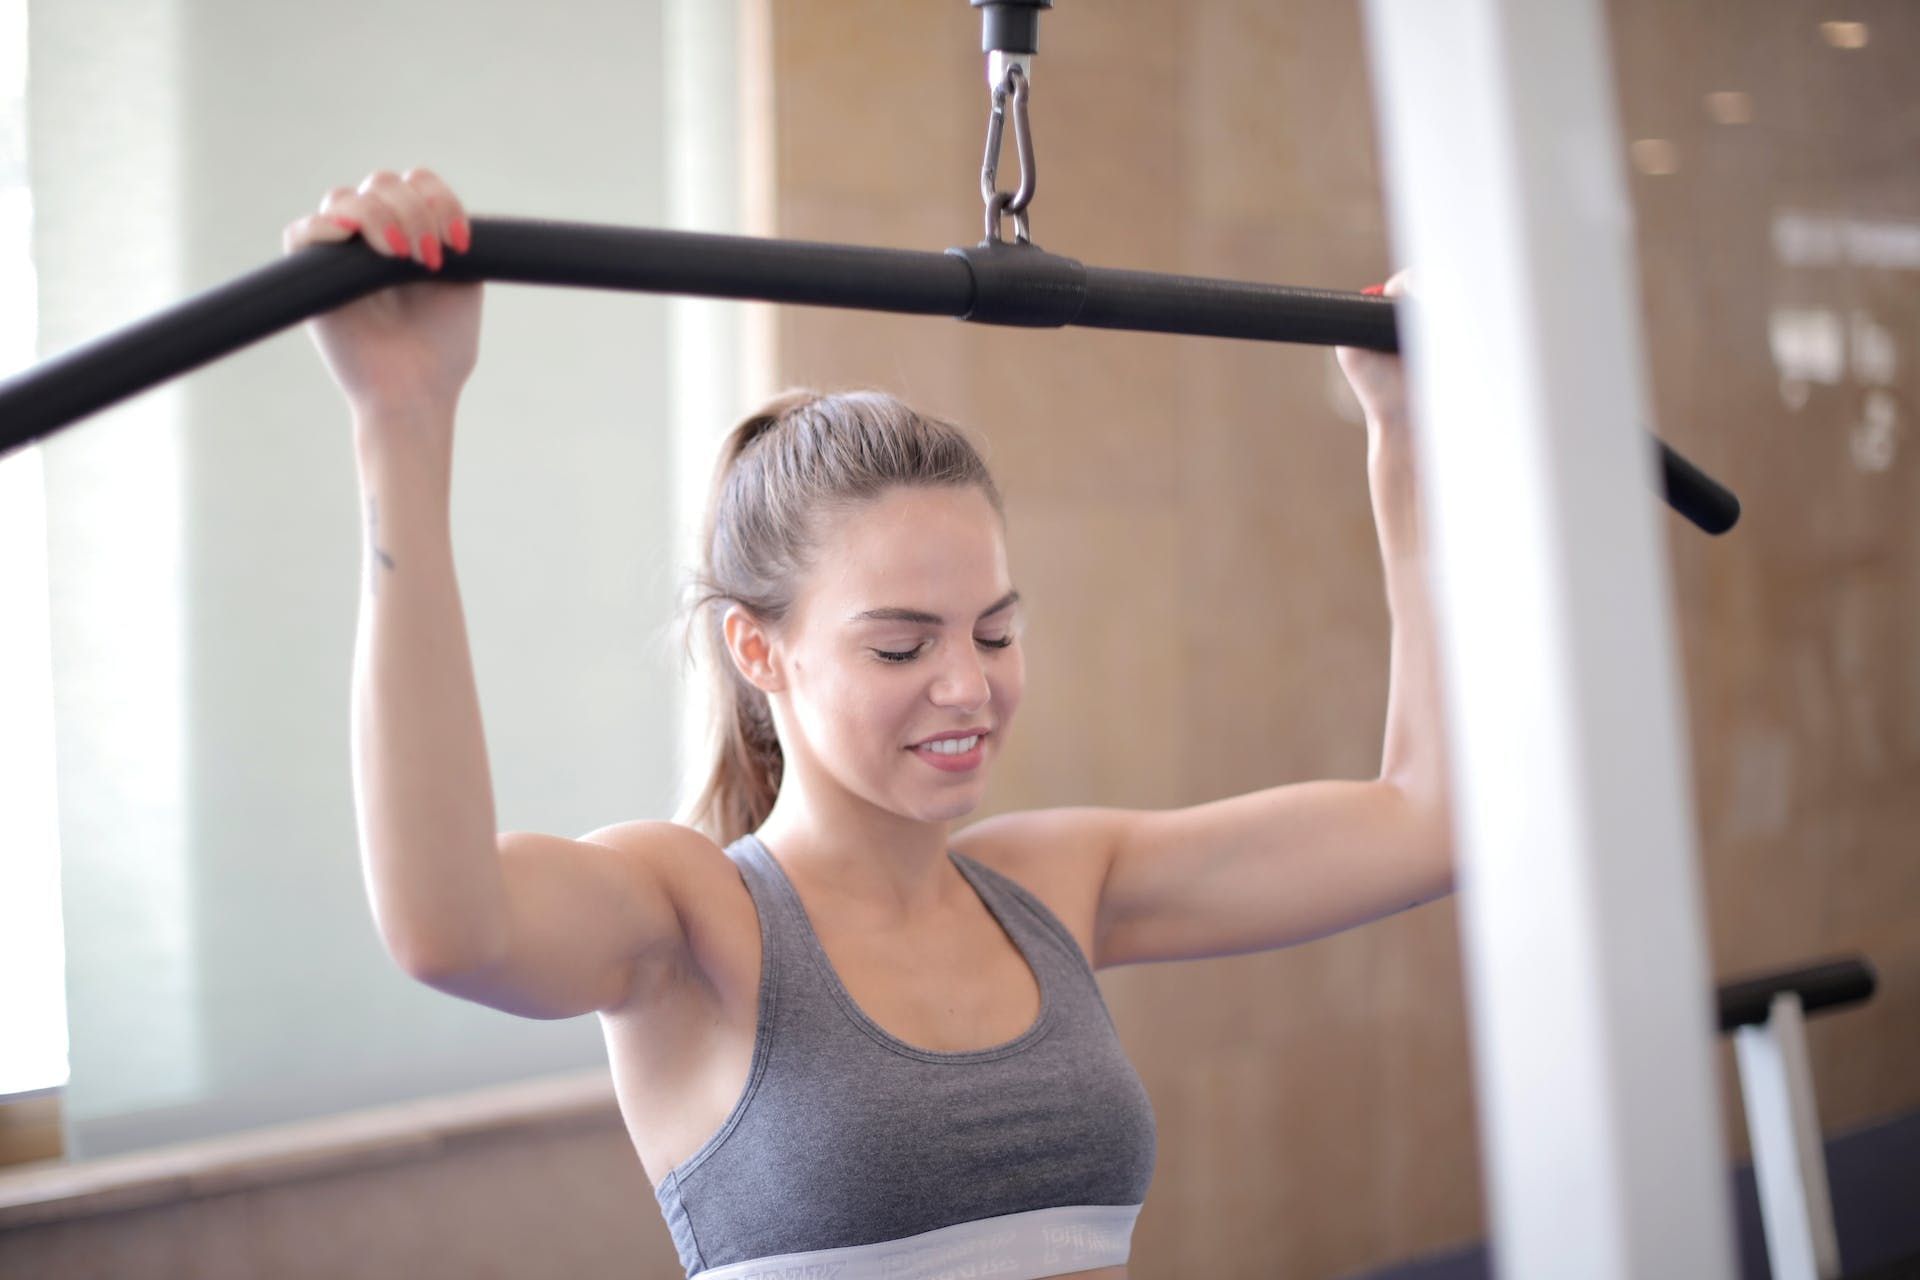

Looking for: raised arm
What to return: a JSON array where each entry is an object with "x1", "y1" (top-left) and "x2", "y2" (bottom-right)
[
  {"x1": 349, "y1": 407, "x2": 711, "y2": 1018},
  {"x1": 958, "y1": 275, "x2": 1456, "y2": 969},
  {"x1": 295, "y1": 170, "x2": 698, "y2": 1017}
]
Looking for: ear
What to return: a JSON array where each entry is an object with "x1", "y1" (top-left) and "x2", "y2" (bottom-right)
[{"x1": 722, "y1": 604, "x2": 787, "y2": 694}]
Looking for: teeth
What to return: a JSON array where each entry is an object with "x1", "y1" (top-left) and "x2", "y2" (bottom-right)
[{"x1": 921, "y1": 734, "x2": 980, "y2": 755}]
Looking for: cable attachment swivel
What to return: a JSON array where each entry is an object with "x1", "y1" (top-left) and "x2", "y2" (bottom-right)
[
  {"x1": 972, "y1": 0, "x2": 1049, "y2": 245},
  {"x1": 980, "y1": 62, "x2": 1037, "y2": 244}
]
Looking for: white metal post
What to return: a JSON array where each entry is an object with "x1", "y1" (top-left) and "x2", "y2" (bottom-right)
[
  {"x1": 1734, "y1": 994, "x2": 1843, "y2": 1280},
  {"x1": 1359, "y1": 3, "x2": 1737, "y2": 1277}
]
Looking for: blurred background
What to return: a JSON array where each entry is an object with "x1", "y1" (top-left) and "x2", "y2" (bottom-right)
[{"x1": 0, "y1": 1, "x2": 1913, "y2": 1277}]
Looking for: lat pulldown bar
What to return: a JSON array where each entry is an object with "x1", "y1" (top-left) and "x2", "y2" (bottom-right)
[{"x1": 0, "y1": 220, "x2": 1739, "y2": 535}]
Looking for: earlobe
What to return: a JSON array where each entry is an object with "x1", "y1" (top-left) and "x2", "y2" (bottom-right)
[{"x1": 744, "y1": 652, "x2": 785, "y2": 695}]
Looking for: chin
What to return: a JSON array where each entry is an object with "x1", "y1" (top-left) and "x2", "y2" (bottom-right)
[{"x1": 919, "y1": 790, "x2": 986, "y2": 824}]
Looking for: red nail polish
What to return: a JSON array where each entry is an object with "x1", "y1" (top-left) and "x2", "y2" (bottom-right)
[
  {"x1": 328, "y1": 215, "x2": 361, "y2": 233},
  {"x1": 385, "y1": 224, "x2": 409, "y2": 255},
  {"x1": 1362, "y1": 283, "x2": 1387, "y2": 296},
  {"x1": 448, "y1": 218, "x2": 471, "y2": 253},
  {"x1": 419, "y1": 233, "x2": 442, "y2": 271}
]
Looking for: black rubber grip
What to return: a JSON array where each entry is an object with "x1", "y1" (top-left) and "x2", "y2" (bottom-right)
[
  {"x1": 1716, "y1": 956, "x2": 1878, "y2": 1032},
  {"x1": 1660, "y1": 437, "x2": 1741, "y2": 536}
]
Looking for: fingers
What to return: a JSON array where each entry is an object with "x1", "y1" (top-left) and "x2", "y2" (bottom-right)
[
  {"x1": 401, "y1": 167, "x2": 473, "y2": 256},
  {"x1": 1339, "y1": 267, "x2": 1413, "y2": 382},
  {"x1": 361, "y1": 169, "x2": 438, "y2": 268},
  {"x1": 283, "y1": 169, "x2": 473, "y2": 270},
  {"x1": 1345, "y1": 269, "x2": 1414, "y2": 369},
  {"x1": 282, "y1": 210, "x2": 359, "y2": 255},
  {"x1": 1360, "y1": 269, "x2": 1415, "y2": 299}
]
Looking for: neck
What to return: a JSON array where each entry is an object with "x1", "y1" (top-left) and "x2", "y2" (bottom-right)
[{"x1": 754, "y1": 788, "x2": 959, "y2": 917}]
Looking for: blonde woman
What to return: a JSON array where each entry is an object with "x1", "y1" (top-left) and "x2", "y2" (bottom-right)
[{"x1": 289, "y1": 167, "x2": 1450, "y2": 1280}]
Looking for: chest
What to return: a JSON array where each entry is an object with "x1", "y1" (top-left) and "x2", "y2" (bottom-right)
[
  {"x1": 805, "y1": 895, "x2": 1044, "y2": 1054},
  {"x1": 602, "y1": 840, "x2": 1108, "y2": 1189},
  {"x1": 659, "y1": 860, "x2": 1160, "y2": 1238}
]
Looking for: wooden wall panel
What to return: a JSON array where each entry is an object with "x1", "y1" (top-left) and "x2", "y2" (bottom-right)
[
  {"x1": 0, "y1": 1118, "x2": 679, "y2": 1280},
  {"x1": 764, "y1": 1, "x2": 1920, "y2": 1274},
  {"x1": 1609, "y1": 0, "x2": 1920, "y2": 1161}
]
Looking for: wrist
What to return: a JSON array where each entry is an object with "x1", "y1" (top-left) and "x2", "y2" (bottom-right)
[
  {"x1": 1367, "y1": 426, "x2": 1418, "y2": 478},
  {"x1": 353, "y1": 426, "x2": 454, "y2": 506},
  {"x1": 1365, "y1": 401, "x2": 1412, "y2": 435},
  {"x1": 352, "y1": 397, "x2": 455, "y2": 453},
  {"x1": 351, "y1": 394, "x2": 456, "y2": 429}
]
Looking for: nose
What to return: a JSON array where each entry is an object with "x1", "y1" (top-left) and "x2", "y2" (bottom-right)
[{"x1": 930, "y1": 640, "x2": 991, "y2": 712}]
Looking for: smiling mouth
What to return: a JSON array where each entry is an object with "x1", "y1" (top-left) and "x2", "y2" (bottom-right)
[{"x1": 909, "y1": 730, "x2": 989, "y2": 753}]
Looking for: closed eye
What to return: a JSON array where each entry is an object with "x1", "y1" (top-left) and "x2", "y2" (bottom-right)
[{"x1": 874, "y1": 636, "x2": 1015, "y2": 664}]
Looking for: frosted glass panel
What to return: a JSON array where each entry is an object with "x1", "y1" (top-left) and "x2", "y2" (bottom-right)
[
  {"x1": 27, "y1": 0, "x2": 728, "y2": 1159},
  {"x1": 0, "y1": 0, "x2": 70, "y2": 1102}
]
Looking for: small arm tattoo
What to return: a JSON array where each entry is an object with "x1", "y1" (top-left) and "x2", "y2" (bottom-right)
[{"x1": 366, "y1": 494, "x2": 396, "y2": 594}]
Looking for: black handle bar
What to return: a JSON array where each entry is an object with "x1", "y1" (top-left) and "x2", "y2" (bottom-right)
[{"x1": 0, "y1": 217, "x2": 1739, "y2": 535}]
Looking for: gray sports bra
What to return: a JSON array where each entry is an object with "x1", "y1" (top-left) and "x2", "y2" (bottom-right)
[{"x1": 651, "y1": 832, "x2": 1157, "y2": 1279}]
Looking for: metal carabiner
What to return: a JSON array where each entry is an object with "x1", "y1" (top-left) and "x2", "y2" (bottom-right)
[{"x1": 979, "y1": 64, "x2": 1036, "y2": 243}]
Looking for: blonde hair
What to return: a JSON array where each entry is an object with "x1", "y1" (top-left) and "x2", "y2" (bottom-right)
[{"x1": 678, "y1": 389, "x2": 1005, "y2": 847}]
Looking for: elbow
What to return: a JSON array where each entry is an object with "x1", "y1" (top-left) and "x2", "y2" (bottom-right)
[
  {"x1": 387, "y1": 930, "x2": 504, "y2": 986},
  {"x1": 1378, "y1": 774, "x2": 1457, "y2": 901},
  {"x1": 1378, "y1": 767, "x2": 1453, "y2": 831},
  {"x1": 1422, "y1": 804, "x2": 1458, "y2": 898},
  {"x1": 1413, "y1": 826, "x2": 1457, "y2": 905}
]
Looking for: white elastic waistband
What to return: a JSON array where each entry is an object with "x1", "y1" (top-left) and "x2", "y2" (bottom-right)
[{"x1": 693, "y1": 1202, "x2": 1142, "y2": 1280}]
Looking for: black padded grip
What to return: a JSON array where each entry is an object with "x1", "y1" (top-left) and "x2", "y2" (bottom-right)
[
  {"x1": 0, "y1": 215, "x2": 1740, "y2": 536},
  {"x1": 1661, "y1": 439, "x2": 1741, "y2": 536},
  {"x1": 1716, "y1": 956, "x2": 1877, "y2": 1032}
]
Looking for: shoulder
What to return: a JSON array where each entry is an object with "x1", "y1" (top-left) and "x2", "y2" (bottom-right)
[
  {"x1": 581, "y1": 818, "x2": 741, "y2": 903},
  {"x1": 951, "y1": 807, "x2": 1124, "y2": 970}
]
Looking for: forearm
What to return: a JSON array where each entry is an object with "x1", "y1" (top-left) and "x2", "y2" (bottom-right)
[
  {"x1": 1368, "y1": 432, "x2": 1452, "y2": 825},
  {"x1": 350, "y1": 416, "x2": 507, "y2": 974}
]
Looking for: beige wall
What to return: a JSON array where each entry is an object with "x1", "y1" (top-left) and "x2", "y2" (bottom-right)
[
  {"x1": 1614, "y1": 0, "x2": 1920, "y2": 1138},
  {"x1": 765, "y1": 1, "x2": 1920, "y2": 1276}
]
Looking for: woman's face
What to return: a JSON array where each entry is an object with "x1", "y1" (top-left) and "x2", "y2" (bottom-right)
[{"x1": 752, "y1": 484, "x2": 1025, "y2": 825}]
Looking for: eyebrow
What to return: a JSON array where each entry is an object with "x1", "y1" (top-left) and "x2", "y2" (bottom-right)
[{"x1": 847, "y1": 590, "x2": 1021, "y2": 627}]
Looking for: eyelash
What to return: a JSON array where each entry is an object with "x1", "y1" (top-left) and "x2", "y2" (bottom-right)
[{"x1": 874, "y1": 636, "x2": 1016, "y2": 664}]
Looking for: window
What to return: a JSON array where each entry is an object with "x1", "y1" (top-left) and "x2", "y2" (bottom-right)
[
  {"x1": 5, "y1": 0, "x2": 747, "y2": 1161},
  {"x1": 0, "y1": 0, "x2": 70, "y2": 1111}
]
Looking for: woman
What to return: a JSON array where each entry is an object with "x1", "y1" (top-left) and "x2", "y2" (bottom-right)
[{"x1": 288, "y1": 167, "x2": 1454, "y2": 1280}]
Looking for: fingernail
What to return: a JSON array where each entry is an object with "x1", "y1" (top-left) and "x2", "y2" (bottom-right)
[
  {"x1": 384, "y1": 224, "x2": 409, "y2": 256},
  {"x1": 419, "y1": 233, "x2": 443, "y2": 271},
  {"x1": 449, "y1": 217, "x2": 471, "y2": 253},
  {"x1": 328, "y1": 215, "x2": 362, "y2": 233},
  {"x1": 1362, "y1": 283, "x2": 1387, "y2": 296}
]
